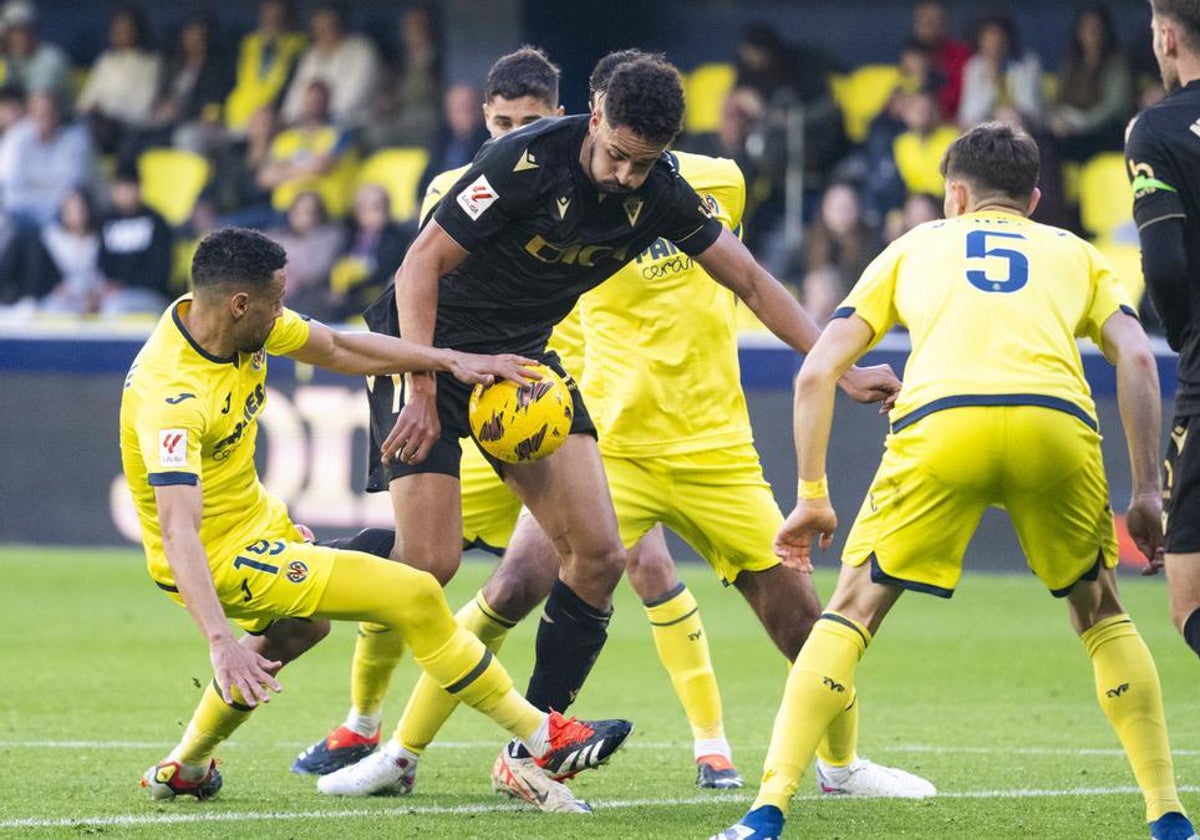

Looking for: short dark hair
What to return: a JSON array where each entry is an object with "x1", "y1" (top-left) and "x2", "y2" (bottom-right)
[
  {"x1": 589, "y1": 48, "x2": 663, "y2": 96},
  {"x1": 1152, "y1": 0, "x2": 1200, "y2": 49},
  {"x1": 484, "y1": 46, "x2": 559, "y2": 106},
  {"x1": 940, "y1": 122, "x2": 1040, "y2": 202},
  {"x1": 191, "y1": 228, "x2": 287, "y2": 294},
  {"x1": 603, "y1": 57, "x2": 684, "y2": 147}
]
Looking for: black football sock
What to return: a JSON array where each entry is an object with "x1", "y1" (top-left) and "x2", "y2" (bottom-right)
[
  {"x1": 525, "y1": 579, "x2": 612, "y2": 715},
  {"x1": 1183, "y1": 608, "x2": 1200, "y2": 660},
  {"x1": 321, "y1": 528, "x2": 396, "y2": 559}
]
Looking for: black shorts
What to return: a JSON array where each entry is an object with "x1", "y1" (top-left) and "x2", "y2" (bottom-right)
[
  {"x1": 1164, "y1": 413, "x2": 1200, "y2": 553},
  {"x1": 365, "y1": 350, "x2": 596, "y2": 491}
]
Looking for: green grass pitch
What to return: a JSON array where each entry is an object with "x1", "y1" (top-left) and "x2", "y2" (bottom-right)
[{"x1": 1, "y1": 546, "x2": 1197, "y2": 839}]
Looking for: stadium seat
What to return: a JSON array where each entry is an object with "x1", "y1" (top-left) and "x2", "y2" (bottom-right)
[
  {"x1": 831, "y1": 64, "x2": 900, "y2": 144},
  {"x1": 138, "y1": 149, "x2": 211, "y2": 227},
  {"x1": 1094, "y1": 237, "x2": 1145, "y2": 309},
  {"x1": 356, "y1": 147, "x2": 431, "y2": 223},
  {"x1": 271, "y1": 151, "x2": 360, "y2": 219},
  {"x1": 684, "y1": 63, "x2": 737, "y2": 134},
  {"x1": 1078, "y1": 152, "x2": 1132, "y2": 238}
]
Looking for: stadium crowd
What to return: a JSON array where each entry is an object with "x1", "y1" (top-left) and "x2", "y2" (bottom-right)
[{"x1": 0, "y1": 0, "x2": 1162, "y2": 330}]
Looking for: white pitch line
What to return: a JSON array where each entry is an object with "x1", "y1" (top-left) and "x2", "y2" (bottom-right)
[{"x1": 4, "y1": 787, "x2": 1198, "y2": 830}]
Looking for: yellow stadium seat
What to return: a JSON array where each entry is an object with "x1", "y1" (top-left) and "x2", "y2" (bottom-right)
[
  {"x1": 1041, "y1": 72, "x2": 1058, "y2": 105},
  {"x1": 138, "y1": 149, "x2": 211, "y2": 227},
  {"x1": 832, "y1": 64, "x2": 900, "y2": 144},
  {"x1": 1094, "y1": 237, "x2": 1145, "y2": 308},
  {"x1": 684, "y1": 63, "x2": 737, "y2": 134},
  {"x1": 1078, "y1": 152, "x2": 1132, "y2": 238},
  {"x1": 356, "y1": 147, "x2": 431, "y2": 223}
]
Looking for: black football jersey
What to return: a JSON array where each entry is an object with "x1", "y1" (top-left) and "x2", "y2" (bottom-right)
[
  {"x1": 364, "y1": 115, "x2": 723, "y2": 354},
  {"x1": 1127, "y1": 80, "x2": 1200, "y2": 415}
]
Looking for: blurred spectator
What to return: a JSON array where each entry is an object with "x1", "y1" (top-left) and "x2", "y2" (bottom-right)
[
  {"x1": 258, "y1": 80, "x2": 353, "y2": 218},
  {"x1": 36, "y1": 188, "x2": 102, "y2": 314},
  {"x1": 266, "y1": 190, "x2": 344, "y2": 319},
  {"x1": 365, "y1": 5, "x2": 441, "y2": 150},
  {"x1": 171, "y1": 192, "x2": 218, "y2": 292},
  {"x1": 897, "y1": 39, "x2": 939, "y2": 97},
  {"x1": 221, "y1": 104, "x2": 279, "y2": 224},
  {"x1": 892, "y1": 91, "x2": 958, "y2": 198},
  {"x1": 0, "y1": 84, "x2": 26, "y2": 138},
  {"x1": 328, "y1": 183, "x2": 413, "y2": 319},
  {"x1": 97, "y1": 168, "x2": 172, "y2": 316},
  {"x1": 122, "y1": 15, "x2": 233, "y2": 166},
  {"x1": 910, "y1": 1, "x2": 971, "y2": 121},
  {"x1": 1049, "y1": 4, "x2": 1134, "y2": 162},
  {"x1": 76, "y1": 5, "x2": 161, "y2": 155},
  {"x1": 884, "y1": 191, "x2": 941, "y2": 243},
  {"x1": 425, "y1": 83, "x2": 487, "y2": 181},
  {"x1": 796, "y1": 182, "x2": 879, "y2": 324},
  {"x1": 224, "y1": 0, "x2": 307, "y2": 136},
  {"x1": 280, "y1": 2, "x2": 380, "y2": 129},
  {"x1": 0, "y1": 89, "x2": 92, "y2": 226},
  {"x1": 958, "y1": 15, "x2": 1044, "y2": 129},
  {"x1": 1, "y1": 1, "x2": 69, "y2": 99}
]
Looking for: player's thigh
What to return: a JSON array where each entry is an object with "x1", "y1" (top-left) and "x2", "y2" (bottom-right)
[
  {"x1": 1000, "y1": 409, "x2": 1118, "y2": 596},
  {"x1": 310, "y1": 545, "x2": 449, "y2": 628},
  {"x1": 460, "y1": 441, "x2": 521, "y2": 553},
  {"x1": 659, "y1": 445, "x2": 784, "y2": 586},
  {"x1": 210, "y1": 538, "x2": 340, "y2": 633},
  {"x1": 1163, "y1": 415, "x2": 1200, "y2": 626},
  {"x1": 842, "y1": 410, "x2": 996, "y2": 598},
  {"x1": 389, "y1": 471, "x2": 463, "y2": 583}
]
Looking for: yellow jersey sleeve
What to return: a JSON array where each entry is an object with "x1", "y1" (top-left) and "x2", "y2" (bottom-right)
[
  {"x1": 135, "y1": 391, "x2": 206, "y2": 486},
  {"x1": 420, "y1": 165, "x2": 470, "y2": 226},
  {"x1": 264, "y1": 307, "x2": 311, "y2": 356},
  {"x1": 838, "y1": 243, "x2": 903, "y2": 342},
  {"x1": 673, "y1": 152, "x2": 745, "y2": 234},
  {"x1": 1078, "y1": 241, "x2": 1136, "y2": 348}
]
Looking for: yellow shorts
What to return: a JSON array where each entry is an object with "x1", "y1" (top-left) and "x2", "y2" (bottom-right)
[
  {"x1": 158, "y1": 536, "x2": 336, "y2": 634},
  {"x1": 603, "y1": 443, "x2": 782, "y2": 585},
  {"x1": 843, "y1": 405, "x2": 1118, "y2": 597},
  {"x1": 460, "y1": 442, "x2": 521, "y2": 553}
]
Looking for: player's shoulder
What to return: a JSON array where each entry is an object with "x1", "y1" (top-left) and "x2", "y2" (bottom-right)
[
  {"x1": 1126, "y1": 88, "x2": 1199, "y2": 148},
  {"x1": 477, "y1": 114, "x2": 586, "y2": 171},
  {"x1": 669, "y1": 150, "x2": 744, "y2": 192},
  {"x1": 427, "y1": 165, "x2": 470, "y2": 197}
]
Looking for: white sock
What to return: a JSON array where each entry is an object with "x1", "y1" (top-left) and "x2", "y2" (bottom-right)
[
  {"x1": 816, "y1": 756, "x2": 857, "y2": 779},
  {"x1": 382, "y1": 739, "x2": 419, "y2": 764},
  {"x1": 344, "y1": 708, "x2": 382, "y2": 738},
  {"x1": 694, "y1": 736, "x2": 732, "y2": 762},
  {"x1": 522, "y1": 715, "x2": 551, "y2": 758}
]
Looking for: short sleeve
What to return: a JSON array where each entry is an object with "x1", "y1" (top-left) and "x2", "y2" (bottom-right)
[
  {"x1": 420, "y1": 166, "x2": 468, "y2": 226},
  {"x1": 1126, "y1": 112, "x2": 1187, "y2": 232},
  {"x1": 697, "y1": 160, "x2": 746, "y2": 236},
  {"x1": 832, "y1": 243, "x2": 903, "y2": 342},
  {"x1": 660, "y1": 174, "x2": 724, "y2": 256},
  {"x1": 265, "y1": 307, "x2": 311, "y2": 355},
  {"x1": 431, "y1": 140, "x2": 539, "y2": 253},
  {"x1": 136, "y1": 394, "x2": 206, "y2": 486},
  {"x1": 1079, "y1": 241, "x2": 1137, "y2": 347}
]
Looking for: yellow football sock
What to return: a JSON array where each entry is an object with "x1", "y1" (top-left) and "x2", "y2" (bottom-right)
[
  {"x1": 754, "y1": 613, "x2": 870, "y2": 811},
  {"x1": 397, "y1": 592, "x2": 514, "y2": 755},
  {"x1": 816, "y1": 688, "x2": 859, "y2": 767},
  {"x1": 1082, "y1": 614, "x2": 1183, "y2": 822},
  {"x1": 172, "y1": 680, "x2": 253, "y2": 766},
  {"x1": 314, "y1": 551, "x2": 543, "y2": 744},
  {"x1": 644, "y1": 584, "x2": 724, "y2": 742},
  {"x1": 350, "y1": 622, "x2": 407, "y2": 718}
]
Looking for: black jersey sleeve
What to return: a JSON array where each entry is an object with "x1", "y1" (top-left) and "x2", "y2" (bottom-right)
[
  {"x1": 658, "y1": 173, "x2": 724, "y2": 256},
  {"x1": 432, "y1": 139, "x2": 541, "y2": 254},
  {"x1": 1126, "y1": 111, "x2": 1193, "y2": 349}
]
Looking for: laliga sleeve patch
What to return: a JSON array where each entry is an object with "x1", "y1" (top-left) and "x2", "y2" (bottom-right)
[
  {"x1": 457, "y1": 174, "x2": 499, "y2": 220},
  {"x1": 159, "y1": 428, "x2": 189, "y2": 468}
]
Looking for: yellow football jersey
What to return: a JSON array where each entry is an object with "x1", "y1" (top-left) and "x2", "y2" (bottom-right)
[
  {"x1": 840, "y1": 211, "x2": 1134, "y2": 431},
  {"x1": 120, "y1": 297, "x2": 311, "y2": 587},
  {"x1": 420, "y1": 164, "x2": 584, "y2": 378},
  {"x1": 580, "y1": 151, "x2": 748, "y2": 458}
]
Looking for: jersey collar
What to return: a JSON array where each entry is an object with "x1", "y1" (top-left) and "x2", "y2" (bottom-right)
[{"x1": 172, "y1": 298, "x2": 239, "y2": 366}]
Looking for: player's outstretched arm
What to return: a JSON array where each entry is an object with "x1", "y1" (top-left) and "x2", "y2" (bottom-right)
[
  {"x1": 1101, "y1": 310, "x2": 1165, "y2": 571},
  {"x1": 694, "y1": 228, "x2": 900, "y2": 405},
  {"x1": 287, "y1": 320, "x2": 539, "y2": 386},
  {"x1": 155, "y1": 484, "x2": 282, "y2": 706},
  {"x1": 775, "y1": 315, "x2": 877, "y2": 571}
]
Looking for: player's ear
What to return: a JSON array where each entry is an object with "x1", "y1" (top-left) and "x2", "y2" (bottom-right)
[
  {"x1": 555, "y1": 105, "x2": 565, "y2": 117},
  {"x1": 229, "y1": 291, "x2": 250, "y2": 318},
  {"x1": 1025, "y1": 187, "x2": 1041, "y2": 218}
]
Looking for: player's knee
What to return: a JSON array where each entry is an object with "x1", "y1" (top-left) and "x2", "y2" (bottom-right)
[
  {"x1": 482, "y1": 565, "x2": 546, "y2": 622},
  {"x1": 625, "y1": 548, "x2": 677, "y2": 601},
  {"x1": 400, "y1": 543, "x2": 460, "y2": 586}
]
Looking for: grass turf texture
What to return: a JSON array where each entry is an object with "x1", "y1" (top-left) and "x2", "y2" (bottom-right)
[{"x1": 1, "y1": 547, "x2": 1197, "y2": 839}]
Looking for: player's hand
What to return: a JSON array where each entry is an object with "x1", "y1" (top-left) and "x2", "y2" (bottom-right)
[
  {"x1": 1127, "y1": 491, "x2": 1165, "y2": 575},
  {"x1": 838, "y1": 364, "x2": 901, "y2": 411},
  {"x1": 773, "y1": 497, "x2": 838, "y2": 573},
  {"x1": 447, "y1": 351, "x2": 542, "y2": 387},
  {"x1": 382, "y1": 378, "x2": 440, "y2": 465},
  {"x1": 210, "y1": 637, "x2": 281, "y2": 707}
]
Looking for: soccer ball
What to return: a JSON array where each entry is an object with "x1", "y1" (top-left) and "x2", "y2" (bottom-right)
[{"x1": 468, "y1": 364, "x2": 573, "y2": 463}]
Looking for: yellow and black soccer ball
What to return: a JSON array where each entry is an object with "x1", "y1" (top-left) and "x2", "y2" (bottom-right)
[{"x1": 468, "y1": 364, "x2": 573, "y2": 463}]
